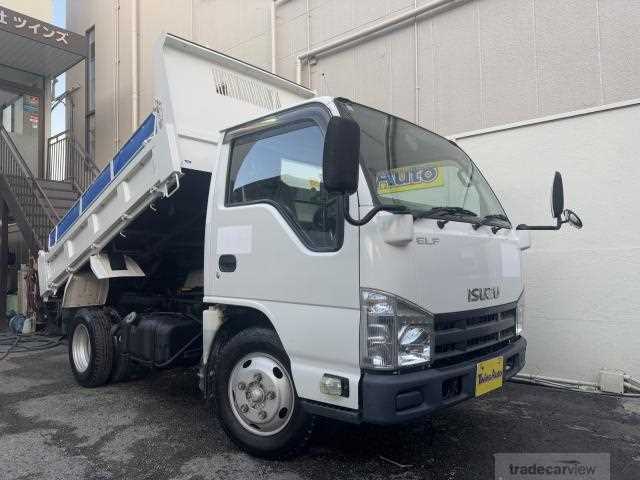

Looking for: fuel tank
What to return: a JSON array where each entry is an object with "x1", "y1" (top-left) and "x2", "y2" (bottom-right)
[{"x1": 125, "y1": 312, "x2": 202, "y2": 367}]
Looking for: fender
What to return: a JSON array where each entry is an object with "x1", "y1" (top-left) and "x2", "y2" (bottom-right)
[{"x1": 62, "y1": 271, "x2": 109, "y2": 308}]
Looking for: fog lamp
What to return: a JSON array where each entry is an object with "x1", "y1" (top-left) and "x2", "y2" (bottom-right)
[{"x1": 320, "y1": 374, "x2": 349, "y2": 397}]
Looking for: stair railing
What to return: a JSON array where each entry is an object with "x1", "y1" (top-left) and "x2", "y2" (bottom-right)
[
  {"x1": 47, "y1": 131, "x2": 100, "y2": 194},
  {"x1": 46, "y1": 130, "x2": 68, "y2": 182},
  {"x1": 1, "y1": 125, "x2": 59, "y2": 250}
]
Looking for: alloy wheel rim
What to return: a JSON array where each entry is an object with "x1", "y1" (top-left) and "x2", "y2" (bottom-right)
[{"x1": 72, "y1": 324, "x2": 91, "y2": 373}]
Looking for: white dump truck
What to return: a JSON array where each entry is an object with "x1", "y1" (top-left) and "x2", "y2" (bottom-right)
[{"x1": 38, "y1": 34, "x2": 582, "y2": 458}]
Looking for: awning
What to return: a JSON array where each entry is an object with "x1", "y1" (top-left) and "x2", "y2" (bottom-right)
[{"x1": 0, "y1": 5, "x2": 86, "y2": 79}]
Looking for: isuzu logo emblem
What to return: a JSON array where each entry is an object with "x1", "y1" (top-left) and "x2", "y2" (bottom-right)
[{"x1": 467, "y1": 286, "x2": 500, "y2": 302}]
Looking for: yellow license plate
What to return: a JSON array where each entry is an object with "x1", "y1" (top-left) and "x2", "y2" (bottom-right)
[{"x1": 475, "y1": 356, "x2": 504, "y2": 397}]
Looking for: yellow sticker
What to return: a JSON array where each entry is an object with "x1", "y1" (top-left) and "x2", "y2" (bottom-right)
[
  {"x1": 376, "y1": 164, "x2": 444, "y2": 194},
  {"x1": 475, "y1": 356, "x2": 504, "y2": 397}
]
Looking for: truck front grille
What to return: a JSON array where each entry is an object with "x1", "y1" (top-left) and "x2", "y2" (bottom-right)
[{"x1": 432, "y1": 303, "x2": 518, "y2": 367}]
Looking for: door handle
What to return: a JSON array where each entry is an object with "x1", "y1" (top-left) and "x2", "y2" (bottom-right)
[{"x1": 218, "y1": 254, "x2": 237, "y2": 272}]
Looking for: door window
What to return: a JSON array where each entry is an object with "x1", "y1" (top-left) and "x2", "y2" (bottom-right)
[{"x1": 226, "y1": 121, "x2": 343, "y2": 251}]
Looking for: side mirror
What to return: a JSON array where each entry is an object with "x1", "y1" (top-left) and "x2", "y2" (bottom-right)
[
  {"x1": 323, "y1": 117, "x2": 360, "y2": 195},
  {"x1": 551, "y1": 171, "x2": 564, "y2": 218},
  {"x1": 563, "y1": 209, "x2": 583, "y2": 229},
  {"x1": 322, "y1": 116, "x2": 408, "y2": 227},
  {"x1": 517, "y1": 171, "x2": 582, "y2": 231}
]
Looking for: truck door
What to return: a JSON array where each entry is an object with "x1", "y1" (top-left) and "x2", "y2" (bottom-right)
[{"x1": 204, "y1": 103, "x2": 360, "y2": 408}]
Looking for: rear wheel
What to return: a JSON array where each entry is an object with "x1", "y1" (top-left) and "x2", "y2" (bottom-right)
[
  {"x1": 212, "y1": 327, "x2": 314, "y2": 459},
  {"x1": 68, "y1": 308, "x2": 114, "y2": 387}
]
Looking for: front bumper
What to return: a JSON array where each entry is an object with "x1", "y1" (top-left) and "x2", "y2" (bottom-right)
[{"x1": 360, "y1": 337, "x2": 526, "y2": 425}]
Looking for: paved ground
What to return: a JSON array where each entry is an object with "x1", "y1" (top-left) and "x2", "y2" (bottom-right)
[{"x1": 1, "y1": 345, "x2": 639, "y2": 480}]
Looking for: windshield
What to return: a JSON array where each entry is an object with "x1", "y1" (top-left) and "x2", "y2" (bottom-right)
[{"x1": 336, "y1": 99, "x2": 509, "y2": 226}]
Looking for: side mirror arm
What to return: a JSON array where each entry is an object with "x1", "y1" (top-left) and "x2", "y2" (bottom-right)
[
  {"x1": 343, "y1": 198, "x2": 409, "y2": 227},
  {"x1": 517, "y1": 209, "x2": 583, "y2": 231},
  {"x1": 516, "y1": 217, "x2": 562, "y2": 231}
]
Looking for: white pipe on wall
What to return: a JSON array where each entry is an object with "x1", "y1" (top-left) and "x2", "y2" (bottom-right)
[
  {"x1": 113, "y1": 0, "x2": 120, "y2": 150},
  {"x1": 270, "y1": 1, "x2": 277, "y2": 73},
  {"x1": 131, "y1": 0, "x2": 139, "y2": 129},
  {"x1": 305, "y1": 0, "x2": 311, "y2": 87},
  {"x1": 270, "y1": 0, "x2": 291, "y2": 75},
  {"x1": 295, "y1": 0, "x2": 469, "y2": 84},
  {"x1": 413, "y1": 0, "x2": 420, "y2": 123},
  {"x1": 295, "y1": 57, "x2": 302, "y2": 85}
]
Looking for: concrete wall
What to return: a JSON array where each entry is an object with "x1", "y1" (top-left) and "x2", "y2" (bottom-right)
[
  {"x1": 66, "y1": 0, "x2": 274, "y2": 168},
  {"x1": 0, "y1": 0, "x2": 53, "y2": 21},
  {"x1": 67, "y1": 0, "x2": 640, "y2": 163},
  {"x1": 65, "y1": 1, "x2": 88, "y2": 163},
  {"x1": 456, "y1": 101, "x2": 640, "y2": 382},
  {"x1": 67, "y1": 0, "x2": 130, "y2": 166},
  {"x1": 300, "y1": 0, "x2": 640, "y2": 134},
  {"x1": 66, "y1": 0, "x2": 640, "y2": 381}
]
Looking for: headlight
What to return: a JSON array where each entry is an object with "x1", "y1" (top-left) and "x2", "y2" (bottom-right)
[
  {"x1": 516, "y1": 291, "x2": 525, "y2": 335},
  {"x1": 360, "y1": 289, "x2": 434, "y2": 370}
]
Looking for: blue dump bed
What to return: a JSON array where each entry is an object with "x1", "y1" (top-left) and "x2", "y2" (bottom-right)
[{"x1": 48, "y1": 114, "x2": 157, "y2": 249}]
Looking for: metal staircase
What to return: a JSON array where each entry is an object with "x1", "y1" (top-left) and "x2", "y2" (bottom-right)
[
  {"x1": 36, "y1": 179, "x2": 78, "y2": 220},
  {"x1": 47, "y1": 129, "x2": 100, "y2": 194},
  {"x1": 0, "y1": 125, "x2": 98, "y2": 255}
]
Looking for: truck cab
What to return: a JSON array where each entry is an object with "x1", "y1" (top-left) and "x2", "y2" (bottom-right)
[
  {"x1": 207, "y1": 95, "x2": 527, "y2": 420},
  {"x1": 39, "y1": 34, "x2": 582, "y2": 459}
]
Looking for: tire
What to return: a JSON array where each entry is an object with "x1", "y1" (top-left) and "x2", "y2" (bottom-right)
[
  {"x1": 211, "y1": 327, "x2": 314, "y2": 459},
  {"x1": 68, "y1": 308, "x2": 114, "y2": 388}
]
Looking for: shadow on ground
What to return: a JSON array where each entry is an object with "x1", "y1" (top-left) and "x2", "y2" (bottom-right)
[{"x1": 1, "y1": 345, "x2": 638, "y2": 479}]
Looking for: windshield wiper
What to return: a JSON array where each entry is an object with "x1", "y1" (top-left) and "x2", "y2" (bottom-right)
[
  {"x1": 473, "y1": 213, "x2": 511, "y2": 233},
  {"x1": 412, "y1": 207, "x2": 478, "y2": 229},
  {"x1": 413, "y1": 206, "x2": 478, "y2": 220}
]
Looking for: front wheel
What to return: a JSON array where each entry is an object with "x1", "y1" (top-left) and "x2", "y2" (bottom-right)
[{"x1": 212, "y1": 327, "x2": 314, "y2": 459}]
